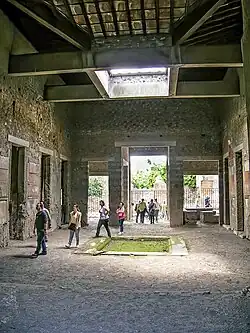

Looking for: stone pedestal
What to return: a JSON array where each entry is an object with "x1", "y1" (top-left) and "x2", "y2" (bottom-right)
[
  {"x1": 109, "y1": 149, "x2": 122, "y2": 226},
  {"x1": 71, "y1": 161, "x2": 89, "y2": 226},
  {"x1": 168, "y1": 146, "x2": 184, "y2": 227}
]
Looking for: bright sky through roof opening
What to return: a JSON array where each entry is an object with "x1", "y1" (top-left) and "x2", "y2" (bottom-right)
[{"x1": 110, "y1": 67, "x2": 167, "y2": 76}]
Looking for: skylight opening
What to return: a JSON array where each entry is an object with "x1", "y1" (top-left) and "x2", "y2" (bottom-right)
[{"x1": 110, "y1": 67, "x2": 167, "y2": 76}]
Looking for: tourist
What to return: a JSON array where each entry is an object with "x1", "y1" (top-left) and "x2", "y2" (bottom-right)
[
  {"x1": 95, "y1": 200, "x2": 111, "y2": 237},
  {"x1": 134, "y1": 200, "x2": 141, "y2": 223},
  {"x1": 148, "y1": 199, "x2": 156, "y2": 224},
  {"x1": 154, "y1": 198, "x2": 161, "y2": 223},
  {"x1": 138, "y1": 199, "x2": 147, "y2": 223},
  {"x1": 116, "y1": 202, "x2": 125, "y2": 235},
  {"x1": 40, "y1": 201, "x2": 51, "y2": 247},
  {"x1": 161, "y1": 201, "x2": 168, "y2": 220},
  {"x1": 65, "y1": 204, "x2": 82, "y2": 248},
  {"x1": 31, "y1": 203, "x2": 48, "y2": 258}
]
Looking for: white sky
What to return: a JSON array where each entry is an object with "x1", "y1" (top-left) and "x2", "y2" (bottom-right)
[{"x1": 130, "y1": 155, "x2": 166, "y2": 175}]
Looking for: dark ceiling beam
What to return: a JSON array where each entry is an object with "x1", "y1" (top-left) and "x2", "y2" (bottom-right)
[
  {"x1": 184, "y1": 23, "x2": 240, "y2": 43},
  {"x1": 140, "y1": 0, "x2": 147, "y2": 35},
  {"x1": 173, "y1": 0, "x2": 226, "y2": 45},
  {"x1": 61, "y1": 0, "x2": 76, "y2": 26},
  {"x1": 108, "y1": 0, "x2": 119, "y2": 35},
  {"x1": 170, "y1": 0, "x2": 175, "y2": 35},
  {"x1": 125, "y1": 0, "x2": 133, "y2": 35},
  {"x1": 213, "y1": 5, "x2": 241, "y2": 17},
  {"x1": 198, "y1": 10, "x2": 241, "y2": 29},
  {"x1": 44, "y1": 81, "x2": 240, "y2": 102},
  {"x1": 8, "y1": 44, "x2": 243, "y2": 77},
  {"x1": 5, "y1": 0, "x2": 91, "y2": 50},
  {"x1": 79, "y1": 0, "x2": 93, "y2": 37},
  {"x1": 44, "y1": 84, "x2": 102, "y2": 102},
  {"x1": 154, "y1": 0, "x2": 160, "y2": 34},
  {"x1": 94, "y1": 0, "x2": 106, "y2": 38}
]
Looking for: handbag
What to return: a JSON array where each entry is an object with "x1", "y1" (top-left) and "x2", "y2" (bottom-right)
[{"x1": 68, "y1": 223, "x2": 76, "y2": 231}]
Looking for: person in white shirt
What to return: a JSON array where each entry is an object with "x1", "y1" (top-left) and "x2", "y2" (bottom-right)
[
  {"x1": 65, "y1": 204, "x2": 82, "y2": 248},
  {"x1": 95, "y1": 200, "x2": 111, "y2": 237},
  {"x1": 154, "y1": 198, "x2": 161, "y2": 223}
]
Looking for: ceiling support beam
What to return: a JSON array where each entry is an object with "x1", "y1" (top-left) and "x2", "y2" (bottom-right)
[
  {"x1": 173, "y1": 0, "x2": 226, "y2": 44},
  {"x1": 86, "y1": 71, "x2": 109, "y2": 98},
  {"x1": 176, "y1": 81, "x2": 240, "y2": 97},
  {"x1": 168, "y1": 68, "x2": 179, "y2": 96},
  {"x1": 44, "y1": 84, "x2": 102, "y2": 102},
  {"x1": 44, "y1": 81, "x2": 240, "y2": 102},
  {"x1": 8, "y1": 44, "x2": 243, "y2": 77},
  {"x1": 5, "y1": 0, "x2": 91, "y2": 50}
]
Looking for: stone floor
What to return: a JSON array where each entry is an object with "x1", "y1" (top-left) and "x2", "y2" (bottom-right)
[{"x1": 0, "y1": 222, "x2": 250, "y2": 333}]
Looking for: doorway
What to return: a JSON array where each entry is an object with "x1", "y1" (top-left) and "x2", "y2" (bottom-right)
[
  {"x1": 235, "y1": 151, "x2": 244, "y2": 231},
  {"x1": 40, "y1": 154, "x2": 51, "y2": 209},
  {"x1": 224, "y1": 157, "x2": 230, "y2": 225},
  {"x1": 9, "y1": 145, "x2": 25, "y2": 239},
  {"x1": 61, "y1": 160, "x2": 68, "y2": 225}
]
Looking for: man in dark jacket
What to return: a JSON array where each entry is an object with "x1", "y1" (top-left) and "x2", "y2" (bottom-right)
[{"x1": 32, "y1": 203, "x2": 48, "y2": 258}]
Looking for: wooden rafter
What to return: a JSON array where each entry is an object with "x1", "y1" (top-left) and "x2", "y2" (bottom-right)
[
  {"x1": 140, "y1": 0, "x2": 146, "y2": 35},
  {"x1": 79, "y1": 0, "x2": 93, "y2": 37},
  {"x1": 125, "y1": 0, "x2": 133, "y2": 35},
  {"x1": 154, "y1": 0, "x2": 160, "y2": 34},
  {"x1": 108, "y1": 0, "x2": 119, "y2": 35},
  {"x1": 93, "y1": 0, "x2": 106, "y2": 38},
  {"x1": 170, "y1": 0, "x2": 175, "y2": 35},
  {"x1": 62, "y1": 0, "x2": 76, "y2": 25},
  {"x1": 173, "y1": 0, "x2": 226, "y2": 45}
]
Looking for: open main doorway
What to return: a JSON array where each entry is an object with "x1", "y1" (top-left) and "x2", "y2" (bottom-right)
[{"x1": 130, "y1": 154, "x2": 168, "y2": 224}]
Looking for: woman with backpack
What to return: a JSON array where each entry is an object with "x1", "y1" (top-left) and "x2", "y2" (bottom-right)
[{"x1": 116, "y1": 202, "x2": 125, "y2": 235}]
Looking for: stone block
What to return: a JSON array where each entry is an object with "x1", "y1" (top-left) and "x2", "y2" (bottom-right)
[
  {"x1": 201, "y1": 211, "x2": 219, "y2": 224},
  {"x1": 184, "y1": 210, "x2": 199, "y2": 224}
]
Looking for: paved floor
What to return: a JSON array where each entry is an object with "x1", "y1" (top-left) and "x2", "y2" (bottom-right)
[{"x1": 0, "y1": 222, "x2": 250, "y2": 333}]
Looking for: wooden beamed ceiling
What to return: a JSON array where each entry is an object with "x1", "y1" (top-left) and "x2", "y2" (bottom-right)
[{"x1": 50, "y1": 0, "x2": 242, "y2": 45}]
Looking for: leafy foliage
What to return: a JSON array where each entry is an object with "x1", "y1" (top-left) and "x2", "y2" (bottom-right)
[
  {"x1": 132, "y1": 160, "x2": 196, "y2": 189},
  {"x1": 88, "y1": 177, "x2": 103, "y2": 197}
]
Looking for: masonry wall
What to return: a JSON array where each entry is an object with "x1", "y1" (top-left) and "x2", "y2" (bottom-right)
[
  {"x1": 219, "y1": 96, "x2": 250, "y2": 238},
  {"x1": 67, "y1": 99, "x2": 221, "y2": 159},
  {"x1": 0, "y1": 75, "x2": 71, "y2": 246}
]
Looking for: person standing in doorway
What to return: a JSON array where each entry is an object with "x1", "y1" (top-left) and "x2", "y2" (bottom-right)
[
  {"x1": 95, "y1": 200, "x2": 111, "y2": 237},
  {"x1": 138, "y1": 199, "x2": 147, "y2": 223},
  {"x1": 32, "y1": 203, "x2": 48, "y2": 258},
  {"x1": 154, "y1": 198, "x2": 161, "y2": 223},
  {"x1": 65, "y1": 204, "x2": 82, "y2": 249},
  {"x1": 40, "y1": 201, "x2": 51, "y2": 248},
  {"x1": 148, "y1": 199, "x2": 156, "y2": 224},
  {"x1": 116, "y1": 202, "x2": 125, "y2": 235},
  {"x1": 161, "y1": 201, "x2": 168, "y2": 220}
]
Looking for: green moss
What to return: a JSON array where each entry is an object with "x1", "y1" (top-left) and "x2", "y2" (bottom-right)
[{"x1": 104, "y1": 239, "x2": 171, "y2": 252}]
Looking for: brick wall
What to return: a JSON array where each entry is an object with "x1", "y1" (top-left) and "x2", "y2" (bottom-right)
[
  {"x1": 67, "y1": 99, "x2": 221, "y2": 159},
  {"x1": 0, "y1": 75, "x2": 71, "y2": 246}
]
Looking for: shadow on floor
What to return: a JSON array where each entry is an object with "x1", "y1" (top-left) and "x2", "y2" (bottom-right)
[{"x1": 11, "y1": 254, "x2": 34, "y2": 259}]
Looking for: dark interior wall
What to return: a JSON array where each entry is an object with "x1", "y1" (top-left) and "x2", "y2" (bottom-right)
[
  {"x1": 218, "y1": 96, "x2": 250, "y2": 236},
  {"x1": 66, "y1": 99, "x2": 221, "y2": 159},
  {"x1": 0, "y1": 75, "x2": 71, "y2": 246}
]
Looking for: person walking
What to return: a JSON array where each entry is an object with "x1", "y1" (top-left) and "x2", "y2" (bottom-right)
[
  {"x1": 154, "y1": 198, "x2": 161, "y2": 223},
  {"x1": 148, "y1": 199, "x2": 156, "y2": 224},
  {"x1": 116, "y1": 202, "x2": 125, "y2": 235},
  {"x1": 135, "y1": 200, "x2": 141, "y2": 223},
  {"x1": 40, "y1": 201, "x2": 51, "y2": 248},
  {"x1": 65, "y1": 204, "x2": 82, "y2": 249},
  {"x1": 95, "y1": 200, "x2": 111, "y2": 238},
  {"x1": 32, "y1": 203, "x2": 48, "y2": 258},
  {"x1": 138, "y1": 199, "x2": 147, "y2": 223}
]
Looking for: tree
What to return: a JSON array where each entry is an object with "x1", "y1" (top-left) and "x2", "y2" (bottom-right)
[
  {"x1": 88, "y1": 177, "x2": 103, "y2": 197},
  {"x1": 132, "y1": 160, "x2": 196, "y2": 189}
]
